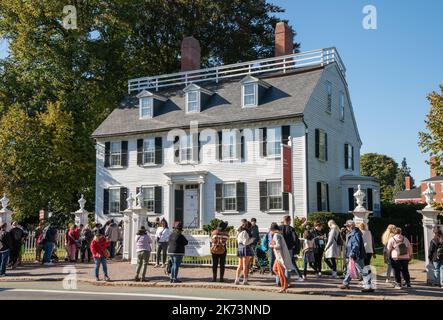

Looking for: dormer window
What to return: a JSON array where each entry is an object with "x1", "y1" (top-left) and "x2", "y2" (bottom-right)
[
  {"x1": 240, "y1": 75, "x2": 270, "y2": 108},
  {"x1": 136, "y1": 90, "x2": 167, "y2": 119},
  {"x1": 183, "y1": 83, "x2": 212, "y2": 114}
]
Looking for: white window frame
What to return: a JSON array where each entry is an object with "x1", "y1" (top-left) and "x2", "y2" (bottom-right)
[
  {"x1": 110, "y1": 141, "x2": 122, "y2": 167},
  {"x1": 326, "y1": 82, "x2": 332, "y2": 113},
  {"x1": 242, "y1": 83, "x2": 258, "y2": 107},
  {"x1": 340, "y1": 92, "x2": 345, "y2": 121},
  {"x1": 142, "y1": 186, "x2": 155, "y2": 213},
  {"x1": 345, "y1": 143, "x2": 354, "y2": 170},
  {"x1": 266, "y1": 127, "x2": 282, "y2": 157},
  {"x1": 180, "y1": 134, "x2": 193, "y2": 163},
  {"x1": 320, "y1": 182, "x2": 328, "y2": 212},
  {"x1": 186, "y1": 91, "x2": 200, "y2": 113},
  {"x1": 143, "y1": 138, "x2": 155, "y2": 165},
  {"x1": 140, "y1": 97, "x2": 153, "y2": 119},
  {"x1": 267, "y1": 180, "x2": 282, "y2": 211},
  {"x1": 109, "y1": 188, "x2": 121, "y2": 215},
  {"x1": 318, "y1": 130, "x2": 327, "y2": 162},
  {"x1": 222, "y1": 131, "x2": 238, "y2": 160},
  {"x1": 222, "y1": 183, "x2": 237, "y2": 212}
]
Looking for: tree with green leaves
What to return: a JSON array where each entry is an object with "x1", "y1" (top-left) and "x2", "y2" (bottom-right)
[
  {"x1": 419, "y1": 85, "x2": 443, "y2": 176},
  {"x1": 360, "y1": 153, "x2": 398, "y2": 203},
  {"x1": 0, "y1": 1, "x2": 298, "y2": 222},
  {"x1": 394, "y1": 158, "x2": 414, "y2": 194}
]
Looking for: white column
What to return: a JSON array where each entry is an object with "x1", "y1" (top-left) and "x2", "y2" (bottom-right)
[
  {"x1": 168, "y1": 181, "x2": 175, "y2": 225},
  {"x1": 122, "y1": 210, "x2": 133, "y2": 261},
  {"x1": 419, "y1": 208, "x2": 439, "y2": 284},
  {"x1": 199, "y1": 181, "x2": 204, "y2": 228},
  {"x1": 0, "y1": 194, "x2": 13, "y2": 231}
]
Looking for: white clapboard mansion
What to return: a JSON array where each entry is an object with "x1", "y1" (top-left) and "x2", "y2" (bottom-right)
[{"x1": 92, "y1": 22, "x2": 380, "y2": 230}]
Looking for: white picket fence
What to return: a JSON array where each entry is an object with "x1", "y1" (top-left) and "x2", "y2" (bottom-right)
[{"x1": 22, "y1": 230, "x2": 68, "y2": 261}]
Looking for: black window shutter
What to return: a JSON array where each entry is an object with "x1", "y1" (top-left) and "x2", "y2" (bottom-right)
[
  {"x1": 367, "y1": 188, "x2": 373, "y2": 211},
  {"x1": 348, "y1": 188, "x2": 355, "y2": 212},
  {"x1": 121, "y1": 141, "x2": 128, "y2": 167},
  {"x1": 215, "y1": 183, "x2": 223, "y2": 212},
  {"x1": 103, "y1": 189, "x2": 109, "y2": 215},
  {"x1": 155, "y1": 137, "x2": 162, "y2": 164},
  {"x1": 174, "y1": 136, "x2": 180, "y2": 163},
  {"x1": 351, "y1": 146, "x2": 355, "y2": 170},
  {"x1": 315, "y1": 129, "x2": 320, "y2": 158},
  {"x1": 259, "y1": 181, "x2": 268, "y2": 212},
  {"x1": 137, "y1": 139, "x2": 143, "y2": 165},
  {"x1": 261, "y1": 127, "x2": 267, "y2": 157},
  {"x1": 236, "y1": 182, "x2": 245, "y2": 212},
  {"x1": 154, "y1": 186, "x2": 162, "y2": 214},
  {"x1": 282, "y1": 125, "x2": 290, "y2": 145},
  {"x1": 217, "y1": 131, "x2": 222, "y2": 161},
  {"x1": 197, "y1": 133, "x2": 201, "y2": 162},
  {"x1": 325, "y1": 133, "x2": 328, "y2": 161},
  {"x1": 344, "y1": 144, "x2": 349, "y2": 169},
  {"x1": 317, "y1": 182, "x2": 322, "y2": 211},
  {"x1": 240, "y1": 130, "x2": 245, "y2": 161},
  {"x1": 120, "y1": 187, "x2": 128, "y2": 211},
  {"x1": 326, "y1": 184, "x2": 330, "y2": 212},
  {"x1": 104, "y1": 142, "x2": 111, "y2": 168},
  {"x1": 282, "y1": 192, "x2": 289, "y2": 211}
]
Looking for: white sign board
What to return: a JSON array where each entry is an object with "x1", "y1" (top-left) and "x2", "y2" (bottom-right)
[{"x1": 184, "y1": 234, "x2": 210, "y2": 257}]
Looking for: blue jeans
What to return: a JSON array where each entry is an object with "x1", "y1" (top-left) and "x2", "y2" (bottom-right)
[
  {"x1": 43, "y1": 242, "x2": 54, "y2": 263},
  {"x1": 343, "y1": 258, "x2": 372, "y2": 289},
  {"x1": 0, "y1": 250, "x2": 10, "y2": 275},
  {"x1": 94, "y1": 257, "x2": 108, "y2": 278},
  {"x1": 170, "y1": 255, "x2": 183, "y2": 280},
  {"x1": 432, "y1": 261, "x2": 443, "y2": 287}
]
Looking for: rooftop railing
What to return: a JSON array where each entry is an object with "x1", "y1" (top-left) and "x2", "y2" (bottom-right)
[{"x1": 128, "y1": 47, "x2": 346, "y2": 93}]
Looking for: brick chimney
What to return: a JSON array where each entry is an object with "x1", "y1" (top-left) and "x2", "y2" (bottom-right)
[
  {"x1": 181, "y1": 36, "x2": 201, "y2": 72},
  {"x1": 275, "y1": 22, "x2": 293, "y2": 57},
  {"x1": 405, "y1": 176, "x2": 412, "y2": 190},
  {"x1": 430, "y1": 156, "x2": 438, "y2": 178}
]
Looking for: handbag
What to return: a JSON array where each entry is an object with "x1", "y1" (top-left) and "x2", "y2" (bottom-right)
[
  {"x1": 348, "y1": 259, "x2": 359, "y2": 279},
  {"x1": 102, "y1": 249, "x2": 110, "y2": 258}
]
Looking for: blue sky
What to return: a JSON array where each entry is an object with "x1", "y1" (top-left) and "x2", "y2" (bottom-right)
[
  {"x1": 0, "y1": 1, "x2": 442, "y2": 182},
  {"x1": 272, "y1": 0, "x2": 443, "y2": 182}
]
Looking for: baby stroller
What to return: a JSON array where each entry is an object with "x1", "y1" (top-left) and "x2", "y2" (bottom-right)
[{"x1": 255, "y1": 244, "x2": 269, "y2": 274}]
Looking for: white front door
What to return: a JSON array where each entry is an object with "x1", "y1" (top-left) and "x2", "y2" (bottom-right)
[{"x1": 183, "y1": 189, "x2": 199, "y2": 228}]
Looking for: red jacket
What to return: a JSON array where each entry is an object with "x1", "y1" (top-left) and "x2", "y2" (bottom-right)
[
  {"x1": 90, "y1": 237, "x2": 110, "y2": 258},
  {"x1": 67, "y1": 229, "x2": 80, "y2": 245}
]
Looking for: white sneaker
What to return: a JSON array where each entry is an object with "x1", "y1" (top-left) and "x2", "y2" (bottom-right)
[
  {"x1": 331, "y1": 271, "x2": 337, "y2": 278},
  {"x1": 393, "y1": 283, "x2": 402, "y2": 289},
  {"x1": 234, "y1": 279, "x2": 240, "y2": 285},
  {"x1": 242, "y1": 280, "x2": 249, "y2": 285},
  {"x1": 297, "y1": 277, "x2": 304, "y2": 282},
  {"x1": 317, "y1": 272, "x2": 322, "y2": 278},
  {"x1": 44, "y1": 262, "x2": 54, "y2": 266},
  {"x1": 161, "y1": 264, "x2": 166, "y2": 268},
  {"x1": 385, "y1": 278, "x2": 391, "y2": 283},
  {"x1": 154, "y1": 264, "x2": 159, "y2": 268}
]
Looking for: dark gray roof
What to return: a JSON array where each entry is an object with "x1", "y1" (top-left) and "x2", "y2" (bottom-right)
[
  {"x1": 422, "y1": 176, "x2": 443, "y2": 182},
  {"x1": 92, "y1": 68, "x2": 324, "y2": 138},
  {"x1": 394, "y1": 188, "x2": 422, "y2": 200}
]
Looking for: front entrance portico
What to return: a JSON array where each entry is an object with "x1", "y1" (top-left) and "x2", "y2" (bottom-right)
[{"x1": 165, "y1": 171, "x2": 208, "y2": 229}]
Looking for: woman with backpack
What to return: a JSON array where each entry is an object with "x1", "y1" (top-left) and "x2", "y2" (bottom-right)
[
  {"x1": 90, "y1": 229, "x2": 111, "y2": 282},
  {"x1": 210, "y1": 221, "x2": 229, "y2": 282},
  {"x1": 428, "y1": 227, "x2": 443, "y2": 288},
  {"x1": 324, "y1": 220, "x2": 340, "y2": 278},
  {"x1": 382, "y1": 224, "x2": 396, "y2": 283},
  {"x1": 134, "y1": 226, "x2": 152, "y2": 282},
  {"x1": 387, "y1": 227, "x2": 412, "y2": 289},
  {"x1": 235, "y1": 221, "x2": 255, "y2": 285},
  {"x1": 155, "y1": 219, "x2": 171, "y2": 268}
]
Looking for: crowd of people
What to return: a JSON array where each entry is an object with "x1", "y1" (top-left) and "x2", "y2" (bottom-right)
[{"x1": 0, "y1": 216, "x2": 442, "y2": 292}]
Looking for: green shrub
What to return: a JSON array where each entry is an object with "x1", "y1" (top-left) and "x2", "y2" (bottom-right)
[
  {"x1": 203, "y1": 218, "x2": 234, "y2": 234},
  {"x1": 305, "y1": 212, "x2": 354, "y2": 235}
]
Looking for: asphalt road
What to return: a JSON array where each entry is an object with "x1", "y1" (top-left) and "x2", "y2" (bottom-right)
[{"x1": 0, "y1": 281, "x2": 340, "y2": 300}]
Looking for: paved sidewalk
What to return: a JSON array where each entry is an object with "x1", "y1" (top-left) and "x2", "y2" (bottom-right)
[{"x1": 1, "y1": 260, "x2": 441, "y2": 300}]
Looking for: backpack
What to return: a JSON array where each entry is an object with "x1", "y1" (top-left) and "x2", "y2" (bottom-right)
[
  {"x1": 210, "y1": 234, "x2": 226, "y2": 255},
  {"x1": 394, "y1": 238, "x2": 408, "y2": 256},
  {"x1": 435, "y1": 240, "x2": 443, "y2": 260},
  {"x1": 293, "y1": 234, "x2": 301, "y2": 255},
  {"x1": 336, "y1": 232, "x2": 344, "y2": 246}
]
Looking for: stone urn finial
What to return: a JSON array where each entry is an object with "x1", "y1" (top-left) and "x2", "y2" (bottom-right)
[
  {"x1": 354, "y1": 185, "x2": 365, "y2": 209},
  {"x1": 423, "y1": 182, "x2": 436, "y2": 208},
  {"x1": 126, "y1": 193, "x2": 135, "y2": 210},
  {"x1": 1, "y1": 193, "x2": 9, "y2": 210},
  {"x1": 78, "y1": 194, "x2": 86, "y2": 211}
]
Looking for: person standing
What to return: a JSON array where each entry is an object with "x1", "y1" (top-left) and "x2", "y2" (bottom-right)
[
  {"x1": 34, "y1": 222, "x2": 45, "y2": 263},
  {"x1": 312, "y1": 222, "x2": 326, "y2": 277},
  {"x1": 428, "y1": 227, "x2": 443, "y2": 288},
  {"x1": 90, "y1": 229, "x2": 111, "y2": 281},
  {"x1": 339, "y1": 220, "x2": 374, "y2": 293},
  {"x1": 387, "y1": 227, "x2": 413, "y2": 289},
  {"x1": 115, "y1": 220, "x2": 124, "y2": 256},
  {"x1": 167, "y1": 222, "x2": 188, "y2": 283},
  {"x1": 9, "y1": 222, "x2": 25, "y2": 269},
  {"x1": 66, "y1": 224, "x2": 79, "y2": 262},
  {"x1": 266, "y1": 226, "x2": 276, "y2": 276},
  {"x1": 105, "y1": 219, "x2": 119, "y2": 259},
  {"x1": 210, "y1": 221, "x2": 229, "y2": 282},
  {"x1": 80, "y1": 225, "x2": 94, "y2": 263},
  {"x1": 134, "y1": 226, "x2": 152, "y2": 282},
  {"x1": 324, "y1": 220, "x2": 340, "y2": 278},
  {"x1": 302, "y1": 230, "x2": 316, "y2": 279},
  {"x1": 358, "y1": 223, "x2": 375, "y2": 266},
  {"x1": 280, "y1": 216, "x2": 302, "y2": 282},
  {"x1": 0, "y1": 223, "x2": 11, "y2": 277},
  {"x1": 155, "y1": 219, "x2": 171, "y2": 267},
  {"x1": 381, "y1": 224, "x2": 396, "y2": 283},
  {"x1": 235, "y1": 221, "x2": 255, "y2": 285},
  {"x1": 250, "y1": 218, "x2": 260, "y2": 270},
  {"x1": 270, "y1": 223, "x2": 295, "y2": 293},
  {"x1": 42, "y1": 223, "x2": 58, "y2": 266}
]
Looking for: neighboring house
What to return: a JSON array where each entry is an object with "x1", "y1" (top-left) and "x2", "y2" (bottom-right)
[{"x1": 92, "y1": 22, "x2": 380, "y2": 229}]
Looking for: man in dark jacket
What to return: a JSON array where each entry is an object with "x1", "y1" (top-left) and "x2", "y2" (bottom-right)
[
  {"x1": 0, "y1": 223, "x2": 11, "y2": 276},
  {"x1": 339, "y1": 220, "x2": 374, "y2": 292},
  {"x1": 280, "y1": 216, "x2": 302, "y2": 281},
  {"x1": 42, "y1": 223, "x2": 58, "y2": 265},
  {"x1": 312, "y1": 222, "x2": 326, "y2": 277},
  {"x1": 167, "y1": 222, "x2": 188, "y2": 283},
  {"x1": 9, "y1": 221, "x2": 25, "y2": 269}
]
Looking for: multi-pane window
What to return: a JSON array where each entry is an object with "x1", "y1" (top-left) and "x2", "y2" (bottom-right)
[
  {"x1": 320, "y1": 182, "x2": 328, "y2": 211},
  {"x1": 319, "y1": 130, "x2": 327, "y2": 161},
  {"x1": 223, "y1": 183, "x2": 237, "y2": 211},
  {"x1": 186, "y1": 91, "x2": 200, "y2": 113},
  {"x1": 143, "y1": 138, "x2": 155, "y2": 164},
  {"x1": 340, "y1": 92, "x2": 345, "y2": 121},
  {"x1": 222, "y1": 131, "x2": 237, "y2": 160},
  {"x1": 267, "y1": 127, "x2": 282, "y2": 157},
  {"x1": 326, "y1": 82, "x2": 332, "y2": 113},
  {"x1": 140, "y1": 97, "x2": 153, "y2": 119},
  {"x1": 109, "y1": 188, "x2": 120, "y2": 214},
  {"x1": 268, "y1": 181, "x2": 282, "y2": 210},
  {"x1": 180, "y1": 134, "x2": 193, "y2": 162},
  {"x1": 143, "y1": 187, "x2": 155, "y2": 212},
  {"x1": 243, "y1": 83, "x2": 257, "y2": 107},
  {"x1": 345, "y1": 143, "x2": 354, "y2": 170},
  {"x1": 110, "y1": 142, "x2": 121, "y2": 166}
]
